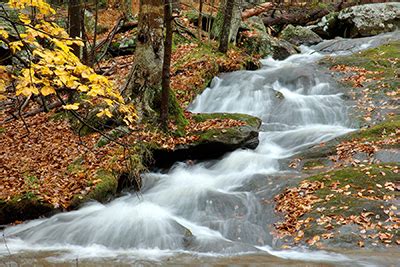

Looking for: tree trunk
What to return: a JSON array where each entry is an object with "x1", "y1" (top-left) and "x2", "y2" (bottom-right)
[
  {"x1": 122, "y1": 0, "x2": 164, "y2": 119},
  {"x1": 197, "y1": 0, "x2": 203, "y2": 39},
  {"x1": 212, "y1": 0, "x2": 241, "y2": 43},
  {"x1": 160, "y1": 0, "x2": 173, "y2": 129},
  {"x1": 218, "y1": 0, "x2": 235, "y2": 53},
  {"x1": 68, "y1": 0, "x2": 82, "y2": 57}
]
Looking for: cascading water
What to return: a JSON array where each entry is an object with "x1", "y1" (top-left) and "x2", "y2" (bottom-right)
[{"x1": 1, "y1": 33, "x2": 399, "y2": 266}]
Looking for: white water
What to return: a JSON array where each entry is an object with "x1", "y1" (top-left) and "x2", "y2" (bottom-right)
[{"x1": 2, "y1": 39, "x2": 397, "y2": 266}]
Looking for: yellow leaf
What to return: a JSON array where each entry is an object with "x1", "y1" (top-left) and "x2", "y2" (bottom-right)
[
  {"x1": 9, "y1": 41, "x2": 23, "y2": 53},
  {"x1": 87, "y1": 84, "x2": 105, "y2": 97},
  {"x1": 41, "y1": 85, "x2": 55, "y2": 96},
  {"x1": 96, "y1": 108, "x2": 113, "y2": 118},
  {"x1": 19, "y1": 14, "x2": 31, "y2": 24},
  {"x1": 0, "y1": 28, "x2": 9, "y2": 39},
  {"x1": 63, "y1": 103, "x2": 80, "y2": 110},
  {"x1": 16, "y1": 84, "x2": 39, "y2": 96},
  {"x1": 104, "y1": 99, "x2": 114, "y2": 106}
]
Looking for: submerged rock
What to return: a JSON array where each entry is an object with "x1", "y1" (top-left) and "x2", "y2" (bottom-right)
[
  {"x1": 280, "y1": 24, "x2": 323, "y2": 46},
  {"x1": 151, "y1": 113, "x2": 262, "y2": 168}
]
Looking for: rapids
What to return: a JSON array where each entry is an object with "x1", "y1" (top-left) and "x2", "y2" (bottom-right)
[{"x1": 1, "y1": 32, "x2": 399, "y2": 266}]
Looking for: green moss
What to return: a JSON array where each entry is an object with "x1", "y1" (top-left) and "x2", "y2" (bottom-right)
[
  {"x1": 307, "y1": 165, "x2": 399, "y2": 215},
  {"x1": 303, "y1": 159, "x2": 326, "y2": 169},
  {"x1": 0, "y1": 193, "x2": 54, "y2": 224},
  {"x1": 88, "y1": 170, "x2": 117, "y2": 199},
  {"x1": 0, "y1": 127, "x2": 5, "y2": 134},
  {"x1": 49, "y1": 110, "x2": 69, "y2": 121},
  {"x1": 348, "y1": 115, "x2": 400, "y2": 142},
  {"x1": 168, "y1": 91, "x2": 188, "y2": 135},
  {"x1": 96, "y1": 126, "x2": 131, "y2": 148},
  {"x1": 323, "y1": 41, "x2": 400, "y2": 92},
  {"x1": 296, "y1": 164, "x2": 399, "y2": 242},
  {"x1": 71, "y1": 169, "x2": 117, "y2": 208},
  {"x1": 67, "y1": 157, "x2": 84, "y2": 174}
]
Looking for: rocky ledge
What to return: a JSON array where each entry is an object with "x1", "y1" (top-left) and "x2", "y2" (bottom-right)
[{"x1": 151, "y1": 113, "x2": 262, "y2": 168}]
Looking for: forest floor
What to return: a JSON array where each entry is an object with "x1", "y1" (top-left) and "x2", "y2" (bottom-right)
[
  {"x1": 273, "y1": 42, "x2": 400, "y2": 248},
  {"x1": 0, "y1": 6, "x2": 260, "y2": 224}
]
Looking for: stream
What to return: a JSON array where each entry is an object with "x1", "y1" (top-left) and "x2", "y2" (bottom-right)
[{"x1": 1, "y1": 33, "x2": 399, "y2": 266}]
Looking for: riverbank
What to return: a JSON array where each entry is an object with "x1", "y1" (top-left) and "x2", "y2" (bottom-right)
[{"x1": 273, "y1": 41, "x2": 400, "y2": 249}]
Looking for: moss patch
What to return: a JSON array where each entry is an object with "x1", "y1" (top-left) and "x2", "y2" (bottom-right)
[
  {"x1": 348, "y1": 115, "x2": 400, "y2": 143},
  {"x1": 70, "y1": 169, "x2": 117, "y2": 209},
  {"x1": 0, "y1": 195, "x2": 54, "y2": 225},
  {"x1": 302, "y1": 165, "x2": 399, "y2": 245}
]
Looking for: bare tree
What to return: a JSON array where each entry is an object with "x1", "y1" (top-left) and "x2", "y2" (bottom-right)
[
  {"x1": 160, "y1": 0, "x2": 173, "y2": 128},
  {"x1": 68, "y1": 0, "x2": 82, "y2": 57},
  {"x1": 218, "y1": 0, "x2": 235, "y2": 53}
]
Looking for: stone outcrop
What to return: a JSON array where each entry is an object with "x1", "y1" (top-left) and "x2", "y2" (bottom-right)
[
  {"x1": 311, "y1": 3, "x2": 400, "y2": 39},
  {"x1": 280, "y1": 24, "x2": 323, "y2": 46},
  {"x1": 337, "y1": 2, "x2": 400, "y2": 38},
  {"x1": 239, "y1": 16, "x2": 299, "y2": 60},
  {"x1": 151, "y1": 113, "x2": 262, "y2": 168}
]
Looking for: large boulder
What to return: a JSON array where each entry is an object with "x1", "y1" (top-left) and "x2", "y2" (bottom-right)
[
  {"x1": 337, "y1": 3, "x2": 400, "y2": 38},
  {"x1": 280, "y1": 24, "x2": 323, "y2": 46},
  {"x1": 151, "y1": 113, "x2": 262, "y2": 168},
  {"x1": 239, "y1": 16, "x2": 299, "y2": 60}
]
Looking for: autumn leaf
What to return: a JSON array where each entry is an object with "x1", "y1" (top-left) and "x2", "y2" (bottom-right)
[{"x1": 63, "y1": 103, "x2": 80, "y2": 110}]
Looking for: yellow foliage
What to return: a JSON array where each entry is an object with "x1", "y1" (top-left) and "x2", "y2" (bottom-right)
[
  {"x1": 0, "y1": 28, "x2": 9, "y2": 39},
  {"x1": 96, "y1": 108, "x2": 113, "y2": 118},
  {"x1": 0, "y1": 0, "x2": 136, "y2": 125},
  {"x1": 63, "y1": 103, "x2": 80, "y2": 110}
]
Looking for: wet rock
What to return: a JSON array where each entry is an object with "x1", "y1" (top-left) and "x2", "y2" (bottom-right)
[
  {"x1": 312, "y1": 31, "x2": 400, "y2": 55},
  {"x1": 0, "y1": 197, "x2": 55, "y2": 225},
  {"x1": 280, "y1": 25, "x2": 323, "y2": 46},
  {"x1": 151, "y1": 113, "x2": 262, "y2": 168},
  {"x1": 337, "y1": 3, "x2": 400, "y2": 38}
]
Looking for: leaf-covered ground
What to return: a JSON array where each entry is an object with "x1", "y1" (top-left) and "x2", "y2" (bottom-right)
[{"x1": 273, "y1": 42, "x2": 400, "y2": 249}]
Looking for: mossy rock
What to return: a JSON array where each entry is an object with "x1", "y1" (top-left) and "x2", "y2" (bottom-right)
[
  {"x1": 70, "y1": 169, "x2": 118, "y2": 209},
  {"x1": 0, "y1": 195, "x2": 54, "y2": 225},
  {"x1": 300, "y1": 165, "x2": 399, "y2": 247},
  {"x1": 347, "y1": 115, "x2": 400, "y2": 145},
  {"x1": 238, "y1": 17, "x2": 298, "y2": 60},
  {"x1": 151, "y1": 113, "x2": 262, "y2": 167},
  {"x1": 280, "y1": 24, "x2": 323, "y2": 46}
]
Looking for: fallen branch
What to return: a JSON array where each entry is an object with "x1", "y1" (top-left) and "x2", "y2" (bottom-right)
[
  {"x1": 116, "y1": 20, "x2": 138, "y2": 34},
  {"x1": 262, "y1": 1, "x2": 352, "y2": 28},
  {"x1": 242, "y1": 2, "x2": 274, "y2": 20}
]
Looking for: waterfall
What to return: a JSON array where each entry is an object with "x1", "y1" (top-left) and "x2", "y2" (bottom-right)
[{"x1": 2, "y1": 33, "x2": 398, "y2": 265}]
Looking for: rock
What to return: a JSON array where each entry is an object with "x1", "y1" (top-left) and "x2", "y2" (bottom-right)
[
  {"x1": 270, "y1": 39, "x2": 299, "y2": 60},
  {"x1": 151, "y1": 113, "x2": 262, "y2": 168},
  {"x1": 280, "y1": 24, "x2": 323, "y2": 46},
  {"x1": 239, "y1": 16, "x2": 299, "y2": 60},
  {"x1": 337, "y1": 3, "x2": 400, "y2": 38},
  {"x1": 109, "y1": 36, "x2": 137, "y2": 56},
  {"x1": 309, "y1": 12, "x2": 339, "y2": 39},
  {"x1": 312, "y1": 31, "x2": 400, "y2": 54},
  {"x1": 0, "y1": 197, "x2": 55, "y2": 225}
]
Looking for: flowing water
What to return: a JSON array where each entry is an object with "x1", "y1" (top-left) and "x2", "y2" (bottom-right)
[{"x1": 1, "y1": 33, "x2": 399, "y2": 266}]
